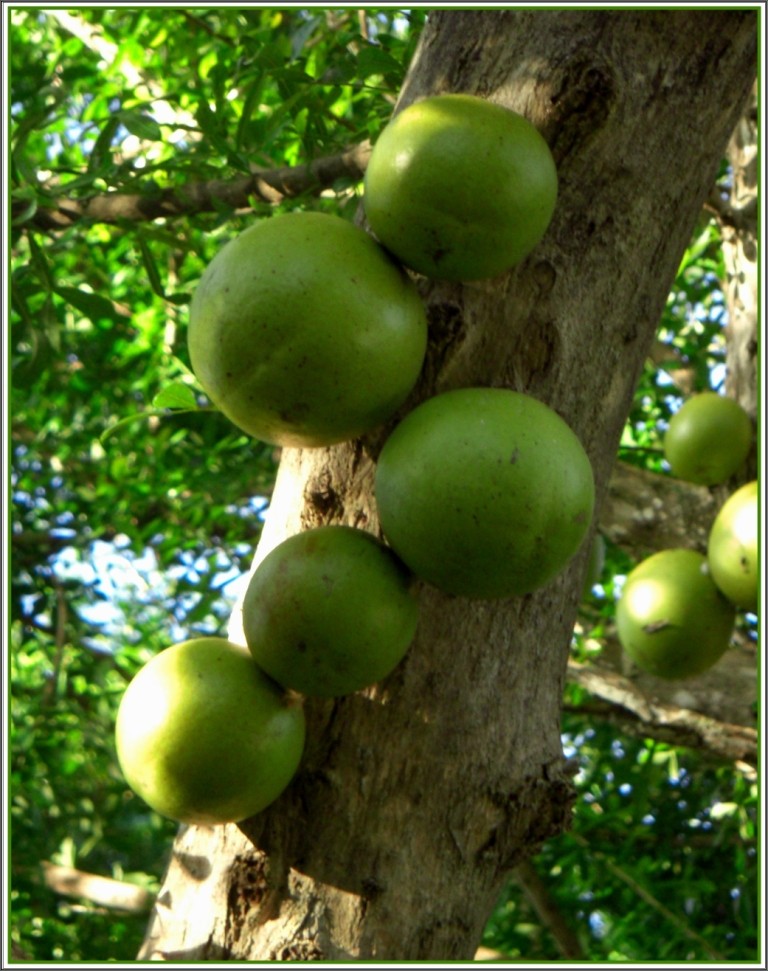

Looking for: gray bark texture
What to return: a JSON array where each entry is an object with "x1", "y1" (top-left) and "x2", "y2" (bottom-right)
[
  {"x1": 139, "y1": 9, "x2": 757, "y2": 962},
  {"x1": 721, "y1": 82, "x2": 759, "y2": 429}
]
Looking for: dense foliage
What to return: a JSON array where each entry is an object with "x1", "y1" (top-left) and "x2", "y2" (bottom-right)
[{"x1": 8, "y1": 7, "x2": 758, "y2": 963}]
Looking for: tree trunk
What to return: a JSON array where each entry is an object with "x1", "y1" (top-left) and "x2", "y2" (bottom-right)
[
  {"x1": 721, "y1": 84, "x2": 758, "y2": 422},
  {"x1": 140, "y1": 10, "x2": 756, "y2": 961},
  {"x1": 718, "y1": 82, "x2": 758, "y2": 493}
]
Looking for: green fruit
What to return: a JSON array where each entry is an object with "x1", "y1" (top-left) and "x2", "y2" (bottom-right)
[
  {"x1": 242, "y1": 526, "x2": 419, "y2": 697},
  {"x1": 363, "y1": 93, "x2": 558, "y2": 280},
  {"x1": 188, "y1": 211, "x2": 428, "y2": 447},
  {"x1": 616, "y1": 549, "x2": 736, "y2": 679},
  {"x1": 115, "y1": 638, "x2": 305, "y2": 825},
  {"x1": 707, "y1": 480, "x2": 758, "y2": 612},
  {"x1": 374, "y1": 388, "x2": 595, "y2": 599},
  {"x1": 663, "y1": 392, "x2": 752, "y2": 485}
]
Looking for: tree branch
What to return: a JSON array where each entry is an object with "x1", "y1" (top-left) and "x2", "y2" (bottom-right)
[
  {"x1": 41, "y1": 862, "x2": 153, "y2": 913},
  {"x1": 19, "y1": 143, "x2": 372, "y2": 231},
  {"x1": 705, "y1": 186, "x2": 758, "y2": 232},
  {"x1": 598, "y1": 460, "x2": 717, "y2": 558},
  {"x1": 514, "y1": 859, "x2": 584, "y2": 959},
  {"x1": 647, "y1": 339, "x2": 697, "y2": 395},
  {"x1": 566, "y1": 659, "x2": 757, "y2": 766}
]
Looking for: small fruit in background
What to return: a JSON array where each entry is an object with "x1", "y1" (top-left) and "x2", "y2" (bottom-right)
[
  {"x1": 115, "y1": 638, "x2": 306, "y2": 825},
  {"x1": 363, "y1": 93, "x2": 558, "y2": 280},
  {"x1": 242, "y1": 526, "x2": 419, "y2": 698},
  {"x1": 662, "y1": 391, "x2": 752, "y2": 485},
  {"x1": 616, "y1": 549, "x2": 736, "y2": 680},
  {"x1": 188, "y1": 211, "x2": 428, "y2": 447},
  {"x1": 707, "y1": 480, "x2": 758, "y2": 612},
  {"x1": 374, "y1": 387, "x2": 595, "y2": 599}
]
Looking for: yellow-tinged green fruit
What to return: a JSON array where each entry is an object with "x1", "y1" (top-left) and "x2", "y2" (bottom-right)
[
  {"x1": 374, "y1": 388, "x2": 595, "y2": 599},
  {"x1": 188, "y1": 212, "x2": 428, "y2": 447},
  {"x1": 616, "y1": 549, "x2": 736, "y2": 680},
  {"x1": 243, "y1": 526, "x2": 419, "y2": 697},
  {"x1": 115, "y1": 638, "x2": 305, "y2": 825},
  {"x1": 707, "y1": 480, "x2": 758, "y2": 612},
  {"x1": 363, "y1": 93, "x2": 558, "y2": 280},
  {"x1": 663, "y1": 392, "x2": 752, "y2": 485}
]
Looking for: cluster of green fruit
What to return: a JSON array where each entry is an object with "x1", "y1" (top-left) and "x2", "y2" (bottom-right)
[
  {"x1": 116, "y1": 94, "x2": 593, "y2": 827},
  {"x1": 616, "y1": 392, "x2": 758, "y2": 680}
]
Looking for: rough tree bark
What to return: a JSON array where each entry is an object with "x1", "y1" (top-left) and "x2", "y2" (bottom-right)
[
  {"x1": 139, "y1": 10, "x2": 756, "y2": 962},
  {"x1": 719, "y1": 82, "x2": 758, "y2": 429}
]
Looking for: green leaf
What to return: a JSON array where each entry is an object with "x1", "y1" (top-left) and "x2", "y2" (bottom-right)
[
  {"x1": 88, "y1": 115, "x2": 120, "y2": 173},
  {"x1": 26, "y1": 235, "x2": 54, "y2": 291},
  {"x1": 153, "y1": 383, "x2": 197, "y2": 410},
  {"x1": 11, "y1": 287, "x2": 36, "y2": 329},
  {"x1": 49, "y1": 172, "x2": 100, "y2": 194},
  {"x1": 54, "y1": 286, "x2": 122, "y2": 325},
  {"x1": 290, "y1": 15, "x2": 321, "y2": 60},
  {"x1": 119, "y1": 110, "x2": 163, "y2": 142},
  {"x1": 356, "y1": 46, "x2": 402, "y2": 80},
  {"x1": 12, "y1": 190, "x2": 38, "y2": 227},
  {"x1": 235, "y1": 78, "x2": 266, "y2": 150},
  {"x1": 12, "y1": 148, "x2": 40, "y2": 187},
  {"x1": 137, "y1": 236, "x2": 165, "y2": 297},
  {"x1": 195, "y1": 97, "x2": 230, "y2": 155}
]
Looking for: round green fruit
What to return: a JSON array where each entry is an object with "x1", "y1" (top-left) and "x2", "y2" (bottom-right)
[
  {"x1": 363, "y1": 93, "x2": 558, "y2": 280},
  {"x1": 188, "y1": 211, "x2": 428, "y2": 447},
  {"x1": 115, "y1": 638, "x2": 306, "y2": 825},
  {"x1": 663, "y1": 392, "x2": 752, "y2": 485},
  {"x1": 707, "y1": 480, "x2": 758, "y2": 612},
  {"x1": 242, "y1": 526, "x2": 419, "y2": 697},
  {"x1": 374, "y1": 388, "x2": 595, "y2": 599},
  {"x1": 616, "y1": 549, "x2": 735, "y2": 680}
]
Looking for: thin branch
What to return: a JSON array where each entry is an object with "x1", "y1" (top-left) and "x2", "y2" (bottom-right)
[
  {"x1": 598, "y1": 460, "x2": 717, "y2": 559},
  {"x1": 647, "y1": 339, "x2": 697, "y2": 395},
  {"x1": 515, "y1": 859, "x2": 584, "y2": 959},
  {"x1": 567, "y1": 832, "x2": 726, "y2": 962},
  {"x1": 41, "y1": 862, "x2": 153, "y2": 913},
  {"x1": 19, "y1": 143, "x2": 372, "y2": 231},
  {"x1": 180, "y1": 11, "x2": 236, "y2": 45},
  {"x1": 566, "y1": 659, "x2": 757, "y2": 766}
]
